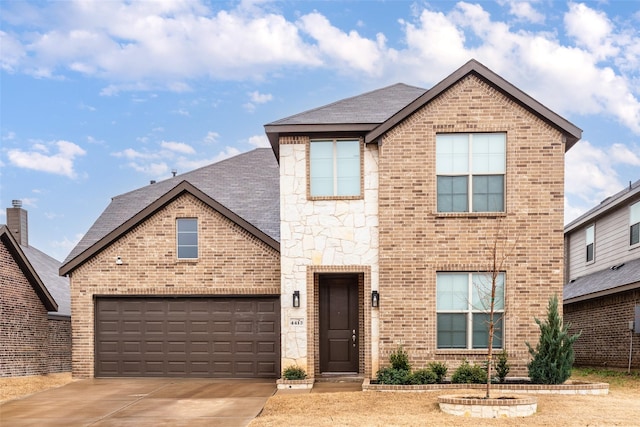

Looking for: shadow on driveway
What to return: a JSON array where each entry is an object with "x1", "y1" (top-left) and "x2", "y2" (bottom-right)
[{"x1": 0, "y1": 378, "x2": 276, "y2": 426}]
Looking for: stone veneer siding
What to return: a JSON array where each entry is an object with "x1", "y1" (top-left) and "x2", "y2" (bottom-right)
[
  {"x1": 0, "y1": 240, "x2": 49, "y2": 377},
  {"x1": 564, "y1": 289, "x2": 640, "y2": 369},
  {"x1": 69, "y1": 193, "x2": 280, "y2": 378},
  {"x1": 377, "y1": 74, "x2": 566, "y2": 376},
  {"x1": 279, "y1": 137, "x2": 380, "y2": 377}
]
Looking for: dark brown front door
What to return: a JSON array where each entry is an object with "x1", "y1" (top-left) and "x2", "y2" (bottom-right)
[{"x1": 319, "y1": 275, "x2": 359, "y2": 373}]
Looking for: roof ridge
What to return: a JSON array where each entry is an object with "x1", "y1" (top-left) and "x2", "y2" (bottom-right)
[
  {"x1": 112, "y1": 148, "x2": 266, "y2": 201},
  {"x1": 267, "y1": 83, "x2": 426, "y2": 125}
]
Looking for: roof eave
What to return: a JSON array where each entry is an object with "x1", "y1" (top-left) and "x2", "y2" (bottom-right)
[
  {"x1": 365, "y1": 59, "x2": 582, "y2": 150},
  {"x1": 563, "y1": 281, "x2": 640, "y2": 304},
  {"x1": 1, "y1": 226, "x2": 58, "y2": 311},
  {"x1": 59, "y1": 181, "x2": 280, "y2": 277},
  {"x1": 265, "y1": 123, "x2": 379, "y2": 160},
  {"x1": 564, "y1": 184, "x2": 640, "y2": 233}
]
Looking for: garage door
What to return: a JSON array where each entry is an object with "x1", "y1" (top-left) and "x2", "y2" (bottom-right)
[{"x1": 95, "y1": 297, "x2": 280, "y2": 378}]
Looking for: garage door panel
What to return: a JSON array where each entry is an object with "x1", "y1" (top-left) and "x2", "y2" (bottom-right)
[{"x1": 95, "y1": 297, "x2": 280, "y2": 378}]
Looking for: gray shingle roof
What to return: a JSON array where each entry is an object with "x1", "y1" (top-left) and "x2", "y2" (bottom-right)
[
  {"x1": 267, "y1": 83, "x2": 427, "y2": 125},
  {"x1": 564, "y1": 256, "x2": 640, "y2": 302},
  {"x1": 62, "y1": 148, "x2": 279, "y2": 270},
  {"x1": 21, "y1": 244, "x2": 70, "y2": 316}
]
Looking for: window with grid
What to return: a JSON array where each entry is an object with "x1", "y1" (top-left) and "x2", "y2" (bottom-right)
[
  {"x1": 586, "y1": 224, "x2": 595, "y2": 263},
  {"x1": 436, "y1": 133, "x2": 506, "y2": 212},
  {"x1": 436, "y1": 272, "x2": 505, "y2": 349},
  {"x1": 177, "y1": 218, "x2": 198, "y2": 259},
  {"x1": 631, "y1": 202, "x2": 640, "y2": 246},
  {"x1": 309, "y1": 139, "x2": 361, "y2": 197}
]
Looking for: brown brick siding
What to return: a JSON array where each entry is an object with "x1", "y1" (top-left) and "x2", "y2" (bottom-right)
[
  {"x1": 564, "y1": 289, "x2": 640, "y2": 369},
  {"x1": 48, "y1": 317, "x2": 72, "y2": 373},
  {"x1": 0, "y1": 240, "x2": 49, "y2": 377},
  {"x1": 377, "y1": 75, "x2": 566, "y2": 376},
  {"x1": 69, "y1": 193, "x2": 280, "y2": 378}
]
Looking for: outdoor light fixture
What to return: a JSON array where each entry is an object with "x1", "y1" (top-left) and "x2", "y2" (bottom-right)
[
  {"x1": 115, "y1": 256, "x2": 123, "y2": 265},
  {"x1": 371, "y1": 290, "x2": 379, "y2": 308},
  {"x1": 293, "y1": 291, "x2": 300, "y2": 308}
]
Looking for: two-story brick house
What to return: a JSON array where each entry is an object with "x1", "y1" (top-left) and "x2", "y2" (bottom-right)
[
  {"x1": 266, "y1": 59, "x2": 582, "y2": 378},
  {"x1": 61, "y1": 59, "x2": 581, "y2": 380},
  {"x1": 563, "y1": 180, "x2": 640, "y2": 369}
]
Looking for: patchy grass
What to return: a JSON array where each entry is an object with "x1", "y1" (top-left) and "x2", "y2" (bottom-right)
[
  {"x1": 250, "y1": 368, "x2": 640, "y2": 427},
  {"x1": 0, "y1": 373, "x2": 74, "y2": 403}
]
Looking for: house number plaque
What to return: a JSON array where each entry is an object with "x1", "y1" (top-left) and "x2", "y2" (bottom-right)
[{"x1": 290, "y1": 318, "x2": 304, "y2": 326}]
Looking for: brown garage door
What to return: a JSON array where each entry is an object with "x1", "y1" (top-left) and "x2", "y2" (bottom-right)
[{"x1": 95, "y1": 297, "x2": 280, "y2": 378}]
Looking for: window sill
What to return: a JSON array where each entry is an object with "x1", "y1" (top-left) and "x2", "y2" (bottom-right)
[
  {"x1": 308, "y1": 195, "x2": 363, "y2": 201},
  {"x1": 435, "y1": 349, "x2": 499, "y2": 355},
  {"x1": 435, "y1": 212, "x2": 506, "y2": 219}
]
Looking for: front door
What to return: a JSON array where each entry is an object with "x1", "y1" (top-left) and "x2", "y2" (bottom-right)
[{"x1": 319, "y1": 274, "x2": 359, "y2": 373}]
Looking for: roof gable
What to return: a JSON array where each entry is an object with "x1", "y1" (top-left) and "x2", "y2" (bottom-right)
[
  {"x1": 60, "y1": 179, "x2": 279, "y2": 276},
  {"x1": 60, "y1": 148, "x2": 280, "y2": 276},
  {"x1": 1, "y1": 225, "x2": 58, "y2": 312},
  {"x1": 365, "y1": 59, "x2": 582, "y2": 151}
]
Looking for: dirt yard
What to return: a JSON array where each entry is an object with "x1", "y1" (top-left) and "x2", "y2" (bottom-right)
[
  {"x1": 250, "y1": 369, "x2": 640, "y2": 427},
  {"x1": 0, "y1": 372, "x2": 74, "y2": 403}
]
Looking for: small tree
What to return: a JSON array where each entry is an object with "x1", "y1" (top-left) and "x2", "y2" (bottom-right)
[{"x1": 526, "y1": 294, "x2": 581, "y2": 384}]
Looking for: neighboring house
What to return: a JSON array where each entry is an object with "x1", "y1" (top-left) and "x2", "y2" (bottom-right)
[
  {"x1": 265, "y1": 59, "x2": 581, "y2": 378},
  {"x1": 59, "y1": 149, "x2": 281, "y2": 378},
  {"x1": 1, "y1": 201, "x2": 72, "y2": 376},
  {"x1": 61, "y1": 59, "x2": 582, "y2": 380},
  {"x1": 563, "y1": 180, "x2": 640, "y2": 369}
]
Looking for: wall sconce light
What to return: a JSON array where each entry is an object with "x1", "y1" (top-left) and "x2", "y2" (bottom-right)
[
  {"x1": 115, "y1": 256, "x2": 123, "y2": 265},
  {"x1": 293, "y1": 291, "x2": 300, "y2": 308},
  {"x1": 371, "y1": 290, "x2": 379, "y2": 308}
]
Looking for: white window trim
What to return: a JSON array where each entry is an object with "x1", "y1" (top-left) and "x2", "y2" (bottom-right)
[
  {"x1": 436, "y1": 133, "x2": 506, "y2": 213},
  {"x1": 308, "y1": 138, "x2": 362, "y2": 199},
  {"x1": 436, "y1": 272, "x2": 505, "y2": 350},
  {"x1": 176, "y1": 218, "x2": 198, "y2": 260}
]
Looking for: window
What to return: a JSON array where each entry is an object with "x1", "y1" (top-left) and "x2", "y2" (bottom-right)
[
  {"x1": 436, "y1": 272, "x2": 504, "y2": 349},
  {"x1": 436, "y1": 133, "x2": 505, "y2": 212},
  {"x1": 309, "y1": 139, "x2": 361, "y2": 197},
  {"x1": 586, "y1": 224, "x2": 595, "y2": 262},
  {"x1": 631, "y1": 201, "x2": 640, "y2": 246},
  {"x1": 177, "y1": 218, "x2": 198, "y2": 259}
]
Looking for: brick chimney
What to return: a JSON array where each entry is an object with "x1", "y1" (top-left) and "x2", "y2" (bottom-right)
[{"x1": 7, "y1": 200, "x2": 28, "y2": 247}]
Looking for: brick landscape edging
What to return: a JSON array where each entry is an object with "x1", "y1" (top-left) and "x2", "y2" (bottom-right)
[{"x1": 362, "y1": 379, "x2": 609, "y2": 395}]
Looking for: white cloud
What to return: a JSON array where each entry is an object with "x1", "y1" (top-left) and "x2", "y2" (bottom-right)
[
  {"x1": 7, "y1": 140, "x2": 86, "y2": 178},
  {"x1": 504, "y1": 1, "x2": 544, "y2": 24},
  {"x1": 127, "y1": 161, "x2": 169, "y2": 176},
  {"x1": 160, "y1": 141, "x2": 195, "y2": 154},
  {"x1": 244, "y1": 90, "x2": 273, "y2": 112},
  {"x1": 297, "y1": 12, "x2": 386, "y2": 75},
  {"x1": 203, "y1": 131, "x2": 219, "y2": 144},
  {"x1": 564, "y1": 139, "x2": 640, "y2": 223},
  {"x1": 248, "y1": 135, "x2": 270, "y2": 148},
  {"x1": 564, "y1": 3, "x2": 616, "y2": 60}
]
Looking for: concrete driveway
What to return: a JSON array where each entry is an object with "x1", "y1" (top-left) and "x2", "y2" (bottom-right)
[{"x1": 0, "y1": 378, "x2": 276, "y2": 426}]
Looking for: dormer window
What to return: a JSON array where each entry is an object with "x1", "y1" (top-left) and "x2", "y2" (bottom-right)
[{"x1": 309, "y1": 139, "x2": 361, "y2": 198}]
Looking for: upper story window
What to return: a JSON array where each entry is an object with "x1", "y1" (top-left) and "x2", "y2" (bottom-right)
[
  {"x1": 436, "y1": 272, "x2": 505, "y2": 349},
  {"x1": 631, "y1": 201, "x2": 640, "y2": 246},
  {"x1": 585, "y1": 224, "x2": 595, "y2": 263},
  {"x1": 436, "y1": 133, "x2": 506, "y2": 213},
  {"x1": 309, "y1": 139, "x2": 361, "y2": 198},
  {"x1": 177, "y1": 218, "x2": 198, "y2": 259}
]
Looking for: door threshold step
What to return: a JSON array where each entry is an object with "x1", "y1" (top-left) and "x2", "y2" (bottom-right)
[{"x1": 315, "y1": 375, "x2": 364, "y2": 383}]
